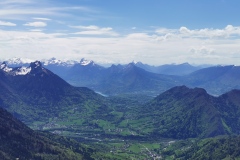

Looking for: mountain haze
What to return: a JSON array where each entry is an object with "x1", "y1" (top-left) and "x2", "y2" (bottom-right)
[
  {"x1": 185, "y1": 65, "x2": 240, "y2": 95},
  {"x1": 135, "y1": 62, "x2": 202, "y2": 75}
]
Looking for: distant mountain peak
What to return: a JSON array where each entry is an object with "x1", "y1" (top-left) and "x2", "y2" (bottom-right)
[
  {"x1": 0, "y1": 61, "x2": 32, "y2": 75},
  {"x1": 44, "y1": 57, "x2": 62, "y2": 65},
  {"x1": 180, "y1": 62, "x2": 191, "y2": 66},
  {"x1": 80, "y1": 58, "x2": 94, "y2": 66},
  {"x1": 7, "y1": 57, "x2": 34, "y2": 65},
  {"x1": 160, "y1": 85, "x2": 209, "y2": 99},
  {"x1": 135, "y1": 61, "x2": 144, "y2": 65},
  {"x1": 124, "y1": 62, "x2": 136, "y2": 69},
  {"x1": 29, "y1": 61, "x2": 51, "y2": 76},
  {"x1": 30, "y1": 61, "x2": 42, "y2": 69},
  {"x1": 42, "y1": 57, "x2": 78, "y2": 67},
  {"x1": 131, "y1": 60, "x2": 139, "y2": 64}
]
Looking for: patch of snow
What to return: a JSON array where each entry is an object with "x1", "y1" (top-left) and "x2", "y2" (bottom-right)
[
  {"x1": 1, "y1": 62, "x2": 31, "y2": 75},
  {"x1": 42, "y1": 57, "x2": 78, "y2": 66},
  {"x1": 43, "y1": 57, "x2": 62, "y2": 65},
  {"x1": 15, "y1": 67, "x2": 31, "y2": 75},
  {"x1": 3, "y1": 66, "x2": 13, "y2": 72},
  {"x1": 0, "y1": 63, "x2": 13, "y2": 72},
  {"x1": 132, "y1": 60, "x2": 138, "y2": 64},
  {"x1": 34, "y1": 61, "x2": 41, "y2": 68},
  {"x1": 0, "y1": 63, "x2": 6, "y2": 69}
]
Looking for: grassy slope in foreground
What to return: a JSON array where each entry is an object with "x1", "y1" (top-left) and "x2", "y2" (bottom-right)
[{"x1": 0, "y1": 107, "x2": 93, "y2": 160}]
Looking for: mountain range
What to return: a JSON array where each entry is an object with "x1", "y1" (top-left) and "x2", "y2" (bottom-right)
[
  {"x1": 42, "y1": 60, "x2": 182, "y2": 95},
  {"x1": 1, "y1": 59, "x2": 240, "y2": 159},
  {"x1": 92, "y1": 63, "x2": 181, "y2": 95},
  {"x1": 57, "y1": 60, "x2": 240, "y2": 96},
  {"x1": 2, "y1": 57, "x2": 240, "y2": 96},
  {"x1": 3, "y1": 60, "x2": 240, "y2": 140}
]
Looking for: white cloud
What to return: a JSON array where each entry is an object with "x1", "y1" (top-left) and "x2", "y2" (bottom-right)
[
  {"x1": 0, "y1": 25, "x2": 240, "y2": 65},
  {"x1": 24, "y1": 21, "x2": 47, "y2": 27},
  {"x1": 33, "y1": 17, "x2": 51, "y2": 21},
  {"x1": 0, "y1": 20, "x2": 16, "y2": 26},
  {"x1": 189, "y1": 46, "x2": 215, "y2": 55},
  {"x1": 70, "y1": 25, "x2": 119, "y2": 36},
  {"x1": 155, "y1": 28, "x2": 177, "y2": 35},
  {"x1": 30, "y1": 29, "x2": 43, "y2": 32},
  {"x1": 0, "y1": 0, "x2": 96, "y2": 21},
  {"x1": 0, "y1": 0, "x2": 33, "y2": 5},
  {"x1": 70, "y1": 25, "x2": 99, "y2": 30},
  {"x1": 156, "y1": 25, "x2": 240, "y2": 39}
]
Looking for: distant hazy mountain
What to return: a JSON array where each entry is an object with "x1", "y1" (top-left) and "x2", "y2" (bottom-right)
[
  {"x1": 43, "y1": 57, "x2": 78, "y2": 66},
  {"x1": 94, "y1": 62, "x2": 181, "y2": 95},
  {"x1": 130, "y1": 86, "x2": 240, "y2": 139},
  {"x1": 0, "y1": 107, "x2": 92, "y2": 160},
  {"x1": 49, "y1": 61, "x2": 181, "y2": 95},
  {"x1": 42, "y1": 57, "x2": 79, "y2": 80},
  {"x1": 135, "y1": 62, "x2": 202, "y2": 75},
  {"x1": 63, "y1": 58, "x2": 106, "y2": 87},
  {"x1": 185, "y1": 65, "x2": 240, "y2": 95},
  {"x1": 4, "y1": 58, "x2": 240, "y2": 96}
]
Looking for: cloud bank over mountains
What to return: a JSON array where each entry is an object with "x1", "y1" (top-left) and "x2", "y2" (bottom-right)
[
  {"x1": 0, "y1": 0, "x2": 240, "y2": 65},
  {"x1": 1, "y1": 24, "x2": 240, "y2": 65}
]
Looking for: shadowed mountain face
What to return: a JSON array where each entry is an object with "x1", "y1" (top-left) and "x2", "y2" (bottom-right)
[
  {"x1": 130, "y1": 86, "x2": 240, "y2": 139},
  {"x1": 0, "y1": 61, "x2": 107, "y2": 125},
  {"x1": 0, "y1": 107, "x2": 93, "y2": 160}
]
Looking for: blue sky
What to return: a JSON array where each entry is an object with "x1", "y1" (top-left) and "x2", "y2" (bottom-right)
[{"x1": 0, "y1": 0, "x2": 240, "y2": 65}]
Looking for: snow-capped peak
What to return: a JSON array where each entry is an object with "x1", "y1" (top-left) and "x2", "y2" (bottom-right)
[
  {"x1": 43, "y1": 57, "x2": 62, "y2": 65},
  {"x1": 132, "y1": 60, "x2": 138, "y2": 64},
  {"x1": 34, "y1": 61, "x2": 41, "y2": 68},
  {"x1": 80, "y1": 58, "x2": 94, "y2": 66},
  {"x1": 7, "y1": 57, "x2": 34, "y2": 65},
  {"x1": 0, "y1": 62, "x2": 31, "y2": 75},
  {"x1": 30, "y1": 61, "x2": 43, "y2": 70},
  {"x1": 42, "y1": 57, "x2": 78, "y2": 66}
]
